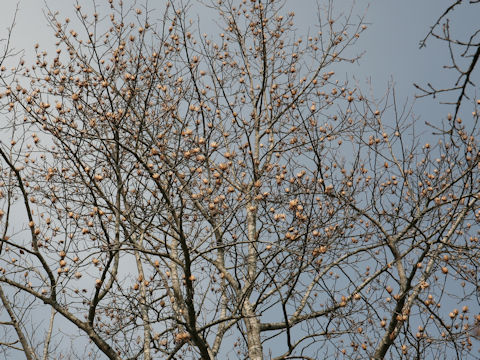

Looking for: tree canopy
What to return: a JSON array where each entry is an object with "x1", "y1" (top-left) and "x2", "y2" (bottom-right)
[{"x1": 0, "y1": 0, "x2": 479, "y2": 359}]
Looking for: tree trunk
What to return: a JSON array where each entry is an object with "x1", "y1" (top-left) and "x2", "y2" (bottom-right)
[{"x1": 244, "y1": 301, "x2": 263, "y2": 360}]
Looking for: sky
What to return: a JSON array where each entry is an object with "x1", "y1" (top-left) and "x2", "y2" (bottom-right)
[
  {"x1": 1, "y1": 0, "x2": 478, "y2": 125},
  {"x1": 0, "y1": 0, "x2": 479, "y2": 358}
]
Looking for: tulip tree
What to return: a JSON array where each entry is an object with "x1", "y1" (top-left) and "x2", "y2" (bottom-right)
[{"x1": 0, "y1": 0, "x2": 479, "y2": 359}]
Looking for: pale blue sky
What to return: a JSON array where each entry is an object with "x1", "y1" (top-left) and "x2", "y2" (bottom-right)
[
  {"x1": 2, "y1": 0, "x2": 477, "y2": 123},
  {"x1": 0, "y1": 0, "x2": 479, "y2": 358}
]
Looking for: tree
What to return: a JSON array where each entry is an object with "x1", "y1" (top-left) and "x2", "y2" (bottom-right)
[
  {"x1": 415, "y1": 0, "x2": 480, "y2": 123},
  {"x1": 0, "y1": 0, "x2": 479, "y2": 359}
]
